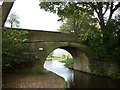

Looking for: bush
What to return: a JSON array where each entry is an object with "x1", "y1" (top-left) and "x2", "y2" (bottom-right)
[
  {"x1": 2, "y1": 28, "x2": 36, "y2": 73},
  {"x1": 110, "y1": 72, "x2": 120, "y2": 80},
  {"x1": 95, "y1": 68, "x2": 105, "y2": 76},
  {"x1": 59, "y1": 58, "x2": 74, "y2": 69}
]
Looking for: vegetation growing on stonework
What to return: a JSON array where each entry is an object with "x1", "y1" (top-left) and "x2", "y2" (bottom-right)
[
  {"x1": 60, "y1": 58, "x2": 74, "y2": 69},
  {"x1": 2, "y1": 28, "x2": 35, "y2": 73},
  {"x1": 110, "y1": 72, "x2": 120, "y2": 80}
]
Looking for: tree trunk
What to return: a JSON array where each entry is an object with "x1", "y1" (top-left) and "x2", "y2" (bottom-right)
[{"x1": 11, "y1": 21, "x2": 13, "y2": 28}]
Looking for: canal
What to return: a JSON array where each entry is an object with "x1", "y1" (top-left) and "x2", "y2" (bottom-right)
[{"x1": 44, "y1": 60, "x2": 120, "y2": 88}]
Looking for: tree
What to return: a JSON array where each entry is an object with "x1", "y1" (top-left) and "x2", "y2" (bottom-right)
[
  {"x1": 39, "y1": 2, "x2": 120, "y2": 30},
  {"x1": 48, "y1": 51, "x2": 54, "y2": 58},
  {"x1": 84, "y1": 2, "x2": 120, "y2": 30},
  {"x1": 6, "y1": 13, "x2": 20, "y2": 28},
  {"x1": 58, "y1": 12, "x2": 98, "y2": 37},
  {"x1": 39, "y1": 1, "x2": 120, "y2": 45},
  {"x1": 39, "y1": 2, "x2": 120, "y2": 61}
]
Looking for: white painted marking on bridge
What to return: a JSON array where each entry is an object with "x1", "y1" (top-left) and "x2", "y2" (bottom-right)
[{"x1": 39, "y1": 48, "x2": 44, "y2": 51}]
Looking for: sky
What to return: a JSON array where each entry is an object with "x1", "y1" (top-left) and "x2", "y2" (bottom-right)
[
  {"x1": 0, "y1": 2, "x2": 2, "y2": 5},
  {"x1": 0, "y1": 0, "x2": 3, "y2": 6},
  {"x1": 4, "y1": 0, "x2": 68, "y2": 56},
  {"x1": 5, "y1": 0, "x2": 62, "y2": 31},
  {"x1": 53, "y1": 48, "x2": 69, "y2": 56},
  {"x1": 5, "y1": 0, "x2": 119, "y2": 30},
  {"x1": 3, "y1": 0, "x2": 119, "y2": 56}
]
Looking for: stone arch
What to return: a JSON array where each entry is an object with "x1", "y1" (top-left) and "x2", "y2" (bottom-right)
[
  {"x1": 43, "y1": 42, "x2": 91, "y2": 73},
  {"x1": 22, "y1": 42, "x2": 92, "y2": 73}
]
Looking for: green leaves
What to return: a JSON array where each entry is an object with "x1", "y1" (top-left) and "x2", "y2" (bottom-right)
[
  {"x1": 2, "y1": 28, "x2": 29, "y2": 72},
  {"x1": 39, "y1": 2, "x2": 66, "y2": 14},
  {"x1": 39, "y1": 2, "x2": 120, "y2": 62}
]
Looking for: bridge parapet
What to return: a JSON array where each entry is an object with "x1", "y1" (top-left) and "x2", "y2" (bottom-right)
[{"x1": 7, "y1": 28, "x2": 80, "y2": 43}]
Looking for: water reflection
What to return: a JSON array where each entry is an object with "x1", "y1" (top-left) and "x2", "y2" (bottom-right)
[
  {"x1": 44, "y1": 60, "x2": 74, "y2": 88},
  {"x1": 44, "y1": 60, "x2": 120, "y2": 88},
  {"x1": 73, "y1": 70, "x2": 120, "y2": 88}
]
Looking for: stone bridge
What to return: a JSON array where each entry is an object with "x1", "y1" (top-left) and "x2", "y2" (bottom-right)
[
  {"x1": 1, "y1": 2, "x2": 93, "y2": 74},
  {"x1": 9, "y1": 28, "x2": 92, "y2": 73},
  {"x1": 1, "y1": 2, "x2": 120, "y2": 79}
]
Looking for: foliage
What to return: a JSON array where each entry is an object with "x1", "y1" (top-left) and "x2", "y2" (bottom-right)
[
  {"x1": 95, "y1": 68, "x2": 105, "y2": 76},
  {"x1": 40, "y1": 2, "x2": 120, "y2": 79},
  {"x1": 58, "y1": 15, "x2": 97, "y2": 37},
  {"x1": 61, "y1": 53, "x2": 72, "y2": 60},
  {"x1": 2, "y1": 28, "x2": 28, "y2": 55},
  {"x1": 59, "y1": 58, "x2": 74, "y2": 69},
  {"x1": 6, "y1": 13, "x2": 20, "y2": 28},
  {"x1": 64, "y1": 81, "x2": 68, "y2": 89},
  {"x1": 110, "y1": 72, "x2": 120, "y2": 80},
  {"x1": 51, "y1": 57, "x2": 62, "y2": 61},
  {"x1": 47, "y1": 51, "x2": 54, "y2": 58},
  {"x1": 39, "y1": 2, "x2": 120, "y2": 61},
  {"x1": 59, "y1": 58, "x2": 72, "y2": 63},
  {"x1": 40, "y1": 2, "x2": 120, "y2": 30},
  {"x1": 92, "y1": 16, "x2": 120, "y2": 61},
  {"x1": 40, "y1": 2, "x2": 97, "y2": 36},
  {"x1": 2, "y1": 28, "x2": 35, "y2": 73},
  {"x1": 89, "y1": 64, "x2": 95, "y2": 72}
]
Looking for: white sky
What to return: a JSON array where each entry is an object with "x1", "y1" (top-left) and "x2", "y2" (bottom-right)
[
  {"x1": 5, "y1": 0, "x2": 67, "y2": 55},
  {"x1": 5, "y1": 0, "x2": 119, "y2": 31},
  {"x1": 53, "y1": 48, "x2": 68, "y2": 56},
  {"x1": 0, "y1": 1, "x2": 3, "y2": 5},
  {"x1": 5, "y1": 0, "x2": 62, "y2": 31}
]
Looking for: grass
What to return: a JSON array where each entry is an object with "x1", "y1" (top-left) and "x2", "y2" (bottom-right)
[
  {"x1": 59, "y1": 58, "x2": 74, "y2": 69},
  {"x1": 46, "y1": 57, "x2": 74, "y2": 70},
  {"x1": 46, "y1": 57, "x2": 62, "y2": 61},
  {"x1": 52, "y1": 58, "x2": 63, "y2": 61}
]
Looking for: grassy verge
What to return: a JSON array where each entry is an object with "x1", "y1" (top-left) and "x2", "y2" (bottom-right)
[
  {"x1": 46, "y1": 57, "x2": 74, "y2": 70},
  {"x1": 59, "y1": 58, "x2": 74, "y2": 70},
  {"x1": 46, "y1": 57, "x2": 62, "y2": 61},
  {"x1": 52, "y1": 58, "x2": 63, "y2": 61}
]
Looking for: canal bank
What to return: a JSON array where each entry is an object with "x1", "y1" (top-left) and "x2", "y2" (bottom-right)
[
  {"x1": 2, "y1": 60, "x2": 120, "y2": 88},
  {"x1": 2, "y1": 71, "x2": 65, "y2": 88}
]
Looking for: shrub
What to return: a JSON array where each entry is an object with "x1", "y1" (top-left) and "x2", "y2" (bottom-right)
[{"x1": 2, "y1": 28, "x2": 36, "y2": 73}]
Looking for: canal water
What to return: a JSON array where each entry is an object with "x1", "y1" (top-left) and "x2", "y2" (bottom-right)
[
  {"x1": 44, "y1": 60, "x2": 74, "y2": 88},
  {"x1": 44, "y1": 60, "x2": 120, "y2": 88}
]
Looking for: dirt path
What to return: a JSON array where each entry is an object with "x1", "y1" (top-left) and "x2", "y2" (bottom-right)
[{"x1": 2, "y1": 71, "x2": 65, "y2": 88}]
